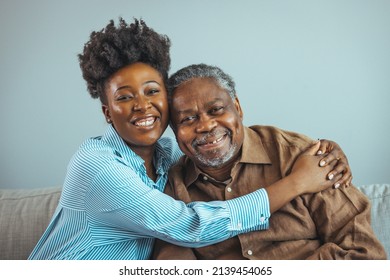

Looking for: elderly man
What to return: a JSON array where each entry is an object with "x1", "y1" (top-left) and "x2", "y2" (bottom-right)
[{"x1": 153, "y1": 63, "x2": 386, "y2": 260}]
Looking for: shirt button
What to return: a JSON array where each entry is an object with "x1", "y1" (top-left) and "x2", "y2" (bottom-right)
[
  {"x1": 195, "y1": 238, "x2": 200, "y2": 242},
  {"x1": 237, "y1": 221, "x2": 242, "y2": 229},
  {"x1": 260, "y1": 216, "x2": 265, "y2": 223},
  {"x1": 203, "y1": 176, "x2": 208, "y2": 181},
  {"x1": 247, "y1": 250, "x2": 253, "y2": 256},
  {"x1": 226, "y1": 187, "x2": 232, "y2": 192}
]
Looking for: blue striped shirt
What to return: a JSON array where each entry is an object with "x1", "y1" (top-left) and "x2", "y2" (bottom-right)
[{"x1": 28, "y1": 125, "x2": 270, "y2": 260}]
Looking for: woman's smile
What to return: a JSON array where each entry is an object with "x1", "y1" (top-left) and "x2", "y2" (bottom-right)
[{"x1": 132, "y1": 116, "x2": 158, "y2": 127}]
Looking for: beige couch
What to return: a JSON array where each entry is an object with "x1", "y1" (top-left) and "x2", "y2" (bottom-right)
[{"x1": 0, "y1": 184, "x2": 389, "y2": 260}]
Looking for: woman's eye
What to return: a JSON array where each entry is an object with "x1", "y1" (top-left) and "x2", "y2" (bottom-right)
[{"x1": 116, "y1": 95, "x2": 132, "y2": 101}]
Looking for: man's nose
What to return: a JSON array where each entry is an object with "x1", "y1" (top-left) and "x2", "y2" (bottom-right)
[{"x1": 195, "y1": 115, "x2": 217, "y2": 133}]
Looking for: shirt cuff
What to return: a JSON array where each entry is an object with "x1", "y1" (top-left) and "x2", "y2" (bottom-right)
[{"x1": 225, "y1": 188, "x2": 270, "y2": 234}]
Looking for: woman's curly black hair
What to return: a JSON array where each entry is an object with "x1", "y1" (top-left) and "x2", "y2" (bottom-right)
[{"x1": 78, "y1": 18, "x2": 171, "y2": 104}]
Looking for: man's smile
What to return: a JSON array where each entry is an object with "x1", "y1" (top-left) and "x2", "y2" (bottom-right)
[{"x1": 193, "y1": 132, "x2": 230, "y2": 152}]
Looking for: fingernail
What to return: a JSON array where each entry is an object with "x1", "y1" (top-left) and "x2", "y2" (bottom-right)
[
  {"x1": 317, "y1": 150, "x2": 323, "y2": 155},
  {"x1": 320, "y1": 160, "x2": 326, "y2": 167},
  {"x1": 328, "y1": 173, "x2": 334, "y2": 180},
  {"x1": 334, "y1": 183, "x2": 340, "y2": 189}
]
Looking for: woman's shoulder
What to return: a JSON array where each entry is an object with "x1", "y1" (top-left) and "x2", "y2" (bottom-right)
[
  {"x1": 78, "y1": 136, "x2": 113, "y2": 154},
  {"x1": 69, "y1": 136, "x2": 119, "y2": 170}
]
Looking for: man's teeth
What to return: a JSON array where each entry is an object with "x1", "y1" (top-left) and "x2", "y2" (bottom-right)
[
  {"x1": 204, "y1": 136, "x2": 224, "y2": 145},
  {"x1": 135, "y1": 117, "x2": 155, "y2": 127}
]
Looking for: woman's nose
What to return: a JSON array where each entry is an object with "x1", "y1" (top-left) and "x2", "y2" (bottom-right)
[{"x1": 133, "y1": 95, "x2": 152, "y2": 111}]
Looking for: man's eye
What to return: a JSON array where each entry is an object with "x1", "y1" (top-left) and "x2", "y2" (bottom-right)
[
  {"x1": 181, "y1": 116, "x2": 196, "y2": 124},
  {"x1": 147, "y1": 89, "x2": 160, "y2": 95},
  {"x1": 210, "y1": 106, "x2": 224, "y2": 114}
]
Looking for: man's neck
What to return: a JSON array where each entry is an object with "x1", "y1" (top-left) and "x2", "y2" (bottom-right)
[{"x1": 198, "y1": 160, "x2": 237, "y2": 182}]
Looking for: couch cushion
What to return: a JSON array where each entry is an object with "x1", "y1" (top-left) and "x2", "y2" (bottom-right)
[
  {"x1": 356, "y1": 184, "x2": 390, "y2": 259},
  {"x1": 0, "y1": 187, "x2": 62, "y2": 260}
]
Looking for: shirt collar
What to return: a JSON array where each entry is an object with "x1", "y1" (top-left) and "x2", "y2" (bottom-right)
[
  {"x1": 154, "y1": 143, "x2": 171, "y2": 175},
  {"x1": 182, "y1": 126, "x2": 271, "y2": 187},
  {"x1": 241, "y1": 126, "x2": 271, "y2": 164},
  {"x1": 101, "y1": 124, "x2": 169, "y2": 174}
]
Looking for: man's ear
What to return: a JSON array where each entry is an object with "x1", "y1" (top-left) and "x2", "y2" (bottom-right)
[
  {"x1": 233, "y1": 97, "x2": 244, "y2": 120},
  {"x1": 102, "y1": 105, "x2": 112, "y2": 123}
]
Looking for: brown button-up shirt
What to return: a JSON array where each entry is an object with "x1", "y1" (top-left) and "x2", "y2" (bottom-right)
[{"x1": 153, "y1": 125, "x2": 386, "y2": 260}]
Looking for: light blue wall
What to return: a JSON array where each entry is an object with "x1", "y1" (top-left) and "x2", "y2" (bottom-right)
[{"x1": 1, "y1": 0, "x2": 389, "y2": 189}]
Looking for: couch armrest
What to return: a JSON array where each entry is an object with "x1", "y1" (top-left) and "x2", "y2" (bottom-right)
[
  {"x1": 0, "y1": 187, "x2": 62, "y2": 260},
  {"x1": 356, "y1": 183, "x2": 390, "y2": 259}
]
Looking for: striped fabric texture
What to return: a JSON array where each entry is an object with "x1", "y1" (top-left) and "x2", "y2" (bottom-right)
[{"x1": 28, "y1": 125, "x2": 270, "y2": 260}]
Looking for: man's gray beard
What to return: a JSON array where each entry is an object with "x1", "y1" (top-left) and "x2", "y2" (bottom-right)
[{"x1": 194, "y1": 143, "x2": 238, "y2": 168}]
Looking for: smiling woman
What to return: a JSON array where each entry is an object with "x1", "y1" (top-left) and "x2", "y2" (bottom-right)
[{"x1": 102, "y1": 63, "x2": 170, "y2": 170}]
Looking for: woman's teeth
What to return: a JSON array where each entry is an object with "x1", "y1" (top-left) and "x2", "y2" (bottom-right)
[{"x1": 135, "y1": 117, "x2": 155, "y2": 127}]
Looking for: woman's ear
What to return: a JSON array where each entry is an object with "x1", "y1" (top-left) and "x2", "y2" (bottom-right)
[{"x1": 102, "y1": 105, "x2": 112, "y2": 124}]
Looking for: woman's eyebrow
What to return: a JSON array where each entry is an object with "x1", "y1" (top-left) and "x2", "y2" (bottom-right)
[
  {"x1": 114, "y1": 85, "x2": 132, "y2": 93},
  {"x1": 114, "y1": 80, "x2": 161, "y2": 93}
]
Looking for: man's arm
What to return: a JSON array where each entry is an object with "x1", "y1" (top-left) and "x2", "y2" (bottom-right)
[{"x1": 303, "y1": 185, "x2": 387, "y2": 259}]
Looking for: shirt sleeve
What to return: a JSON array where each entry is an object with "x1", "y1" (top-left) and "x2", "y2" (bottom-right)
[
  {"x1": 86, "y1": 158, "x2": 270, "y2": 248},
  {"x1": 303, "y1": 185, "x2": 387, "y2": 260}
]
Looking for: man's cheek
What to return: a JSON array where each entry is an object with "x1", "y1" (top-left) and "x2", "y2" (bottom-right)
[{"x1": 176, "y1": 132, "x2": 190, "y2": 151}]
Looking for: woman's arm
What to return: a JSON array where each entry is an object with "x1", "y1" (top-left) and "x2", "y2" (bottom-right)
[
  {"x1": 86, "y1": 158, "x2": 270, "y2": 248},
  {"x1": 265, "y1": 141, "x2": 337, "y2": 213}
]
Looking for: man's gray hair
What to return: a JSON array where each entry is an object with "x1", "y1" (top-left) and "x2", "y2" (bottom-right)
[{"x1": 167, "y1": 63, "x2": 237, "y2": 101}]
